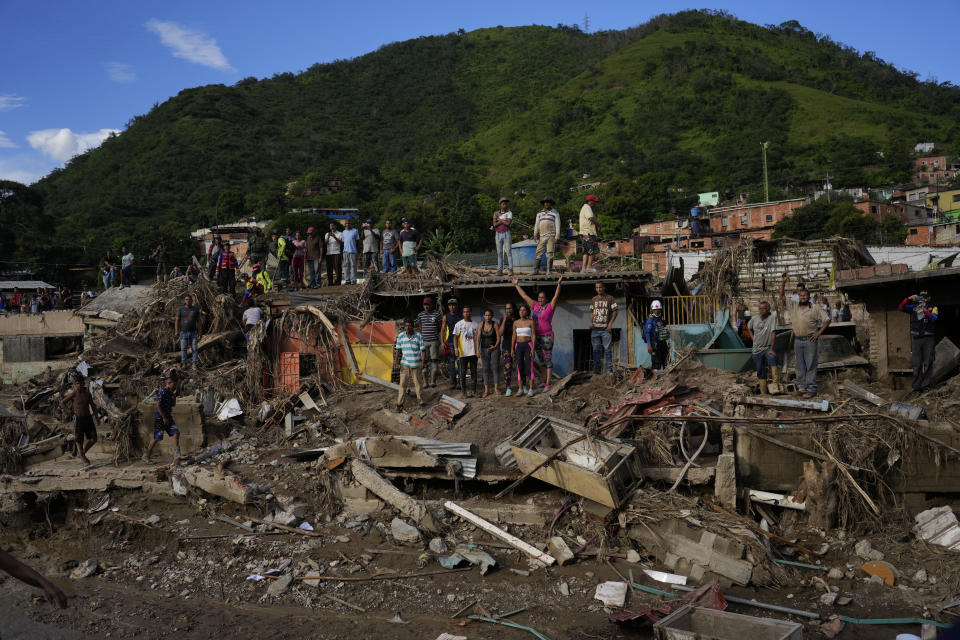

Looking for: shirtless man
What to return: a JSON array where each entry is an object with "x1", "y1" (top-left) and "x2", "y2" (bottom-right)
[{"x1": 59, "y1": 378, "x2": 99, "y2": 466}]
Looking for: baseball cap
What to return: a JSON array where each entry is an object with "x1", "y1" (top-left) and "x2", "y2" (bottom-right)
[
  {"x1": 586, "y1": 195, "x2": 600, "y2": 202},
  {"x1": 541, "y1": 196, "x2": 555, "y2": 204},
  {"x1": 447, "y1": 298, "x2": 459, "y2": 305},
  {"x1": 499, "y1": 197, "x2": 509, "y2": 203},
  {"x1": 307, "y1": 226, "x2": 315, "y2": 234}
]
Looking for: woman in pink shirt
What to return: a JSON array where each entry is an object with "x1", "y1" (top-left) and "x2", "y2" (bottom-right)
[{"x1": 511, "y1": 276, "x2": 562, "y2": 391}]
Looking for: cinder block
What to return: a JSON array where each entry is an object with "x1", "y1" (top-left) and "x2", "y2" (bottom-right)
[
  {"x1": 699, "y1": 531, "x2": 718, "y2": 550},
  {"x1": 874, "y1": 263, "x2": 892, "y2": 276},
  {"x1": 838, "y1": 269, "x2": 856, "y2": 281}
]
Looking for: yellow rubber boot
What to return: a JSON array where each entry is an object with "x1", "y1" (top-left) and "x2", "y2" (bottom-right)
[
  {"x1": 759, "y1": 379, "x2": 769, "y2": 395},
  {"x1": 769, "y1": 366, "x2": 782, "y2": 395}
]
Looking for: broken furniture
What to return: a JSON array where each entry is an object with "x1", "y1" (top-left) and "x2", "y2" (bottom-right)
[
  {"x1": 509, "y1": 415, "x2": 642, "y2": 509},
  {"x1": 653, "y1": 605, "x2": 802, "y2": 640}
]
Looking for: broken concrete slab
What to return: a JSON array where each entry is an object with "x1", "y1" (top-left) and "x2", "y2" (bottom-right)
[
  {"x1": 266, "y1": 573, "x2": 293, "y2": 597},
  {"x1": 547, "y1": 536, "x2": 575, "y2": 566},
  {"x1": 642, "y1": 466, "x2": 715, "y2": 485},
  {"x1": 390, "y1": 518, "x2": 421, "y2": 545},
  {"x1": 179, "y1": 466, "x2": 251, "y2": 504},
  {"x1": 594, "y1": 581, "x2": 627, "y2": 607},
  {"x1": 349, "y1": 459, "x2": 437, "y2": 531},
  {"x1": 713, "y1": 453, "x2": 736, "y2": 509},
  {"x1": 138, "y1": 399, "x2": 205, "y2": 457},
  {"x1": 628, "y1": 518, "x2": 756, "y2": 586}
]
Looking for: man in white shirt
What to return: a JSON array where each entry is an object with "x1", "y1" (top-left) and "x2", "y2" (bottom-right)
[
  {"x1": 453, "y1": 307, "x2": 479, "y2": 397},
  {"x1": 533, "y1": 197, "x2": 561, "y2": 275},
  {"x1": 579, "y1": 194, "x2": 601, "y2": 272},
  {"x1": 492, "y1": 197, "x2": 513, "y2": 276}
]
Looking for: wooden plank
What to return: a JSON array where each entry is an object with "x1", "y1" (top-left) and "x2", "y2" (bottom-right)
[{"x1": 443, "y1": 501, "x2": 555, "y2": 566}]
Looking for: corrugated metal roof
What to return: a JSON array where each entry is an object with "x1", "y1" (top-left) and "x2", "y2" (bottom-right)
[{"x1": 0, "y1": 280, "x2": 54, "y2": 290}]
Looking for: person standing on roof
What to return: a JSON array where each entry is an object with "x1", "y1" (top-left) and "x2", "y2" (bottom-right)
[
  {"x1": 394, "y1": 318, "x2": 426, "y2": 413},
  {"x1": 511, "y1": 276, "x2": 562, "y2": 393},
  {"x1": 899, "y1": 290, "x2": 938, "y2": 393},
  {"x1": 746, "y1": 301, "x2": 779, "y2": 395},
  {"x1": 291, "y1": 230, "x2": 307, "y2": 290},
  {"x1": 779, "y1": 273, "x2": 830, "y2": 396},
  {"x1": 533, "y1": 197, "x2": 561, "y2": 275},
  {"x1": 216, "y1": 243, "x2": 238, "y2": 295},
  {"x1": 644, "y1": 300, "x2": 670, "y2": 371},
  {"x1": 324, "y1": 222, "x2": 343, "y2": 286},
  {"x1": 142, "y1": 376, "x2": 181, "y2": 464},
  {"x1": 492, "y1": 197, "x2": 514, "y2": 276},
  {"x1": 416, "y1": 297, "x2": 443, "y2": 387},
  {"x1": 276, "y1": 231, "x2": 292, "y2": 284},
  {"x1": 579, "y1": 195, "x2": 601, "y2": 273},
  {"x1": 60, "y1": 377, "x2": 99, "y2": 466},
  {"x1": 380, "y1": 219, "x2": 399, "y2": 274},
  {"x1": 341, "y1": 219, "x2": 360, "y2": 284},
  {"x1": 248, "y1": 228, "x2": 270, "y2": 277},
  {"x1": 120, "y1": 246, "x2": 135, "y2": 288},
  {"x1": 207, "y1": 237, "x2": 223, "y2": 282},
  {"x1": 305, "y1": 227, "x2": 323, "y2": 288},
  {"x1": 589, "y1": 281, "x2": 618, "y2": 373},
  {"x1": 152, "y1": 239, "x2": 170, "y2": 284},
  {"x1": 361, "y1": 219, "x2": 380, "y2": 278},
  {"x1": 440, "y1": 298, "x2": 461, "y2": 390},
  {"x1": 102, "y1": 250, "x2": 117, "y2": 289},
  {"x1": 399, "y1": 218, "x2": 422, "y2": 275}
]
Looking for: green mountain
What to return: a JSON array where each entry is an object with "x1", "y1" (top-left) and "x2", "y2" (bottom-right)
[{"x1": 15, "y1": 10, "x2": 960, "y2": 276}]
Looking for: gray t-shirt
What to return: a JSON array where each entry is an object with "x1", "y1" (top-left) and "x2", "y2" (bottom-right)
[
  {"x1": 381, "y1": 228, "x2": 399, "y2": 251},
  {"x1": 362, "y1": 228, "x2": 380, "y2": 253},
  {"x1": 178, "y1": 305, "x2": 201, "y2": 333},
  {"x1": 747, "y1": 311, "x2": 777, "y2": 354}
]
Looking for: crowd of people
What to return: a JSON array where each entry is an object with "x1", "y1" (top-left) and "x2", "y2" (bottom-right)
[
  {"x1": 0, "y1": 283, "x2": 95, "y2": 313},
  {"x1": 392, "y1": 276, "x2": 620, "y2": 410}
]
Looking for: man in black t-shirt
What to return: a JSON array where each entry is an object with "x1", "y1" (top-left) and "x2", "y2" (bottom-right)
[{"x1": 175, "y1": 294, "x2": 202, "y2": 369}]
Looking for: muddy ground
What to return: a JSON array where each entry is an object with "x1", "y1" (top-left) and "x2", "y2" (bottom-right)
[{"x1": 2, "y1": 363, "x2": 959, "y2": 639}]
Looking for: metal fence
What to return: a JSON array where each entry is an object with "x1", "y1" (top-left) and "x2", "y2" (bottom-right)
[{"x1": 632, "y1": 295, "x2": 721, "y2": 326}]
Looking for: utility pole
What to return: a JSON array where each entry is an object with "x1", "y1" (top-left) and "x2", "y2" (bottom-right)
[
  {"x1": 584, "y1": 13, "x2": 590, "y2": 32},
  {"x1": 824, "y1": 173, "x2": 833, "y2": 203},
  {"x1": 761, "y1": 141, "x2": 770, "y2": 203}
]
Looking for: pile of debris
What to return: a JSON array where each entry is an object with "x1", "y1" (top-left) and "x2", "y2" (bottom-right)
[{"x1": 2, "y1": 259, "x2": 960, "y2": 639}]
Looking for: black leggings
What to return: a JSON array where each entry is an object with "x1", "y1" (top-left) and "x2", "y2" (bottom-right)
[
  {"x1": 515, "y1": 342, "x2": 533, "y2": 386},
  {"x1": 459, "y1": 356, "x2": 477, "y2": 392}
]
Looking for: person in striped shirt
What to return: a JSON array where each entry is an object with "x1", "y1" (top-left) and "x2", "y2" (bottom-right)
[
  {"x1": 416, "y1": 297, "x2": 443, "y2": 387},
  {"x1": 394, "y1": 319, "x2": 426, "y2": 412}
]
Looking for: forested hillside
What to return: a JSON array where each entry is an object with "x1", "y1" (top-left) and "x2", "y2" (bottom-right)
[{"x1": 9, "y1": 10, "x2": 960, "y2": 276}]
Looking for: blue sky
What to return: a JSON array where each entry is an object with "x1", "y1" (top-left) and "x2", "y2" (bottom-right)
[{"x1": 2, "y1": 1, "x2": 958, "y2": 185}]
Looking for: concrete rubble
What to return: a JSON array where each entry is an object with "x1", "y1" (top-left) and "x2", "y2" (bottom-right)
[{"x1": 1, "y1": 255, "x2": 959, "y2": 638}]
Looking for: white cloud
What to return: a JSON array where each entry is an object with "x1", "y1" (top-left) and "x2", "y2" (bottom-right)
[
  {"x1": 105, "y1": 62, "x2": 137, "y2": 83},
  {"x1": 0, "y1": 131, "x2": 17, "y2": 149},
  {"x1": 145, "y1": 19, "x2": 233, "y2": 71},
  {"x1": 0, "y1": 95, "x2": 26, "y2": 111},
  {"x1": 0, "y1": 155, "x2": 52, "y2": 185},
  {"x1": 27, "y1": 128, "x2": 120, "y2": 163}
]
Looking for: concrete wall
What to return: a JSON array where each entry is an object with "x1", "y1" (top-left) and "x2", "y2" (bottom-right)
[{"x1": 0, "y1": 311, "x2": 83, "y2": 336}]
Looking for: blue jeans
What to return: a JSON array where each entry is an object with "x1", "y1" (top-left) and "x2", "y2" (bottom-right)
[
  {"x1": 363, "y1": 252, "x2": 378, "y2": 275},
  {"x1": 495, "y1": 231, "x2": 512, "y2": 271},
  {"x1": 752, "y1": 347, "x2": 777, "y2": 379},
  {"x1": 591, "y1": 329, "x2": 613, "y2": 372},
  {"x1": 343, "y1": 252, "x2": 358, "y2": 283},
  {"x1": 794, "y1": 337, "x2": 819, "y2": 392},
  {"x1": 382, "y1": 250, "x2": 397, "y2": 273},
  {"x1": 307, "y1": 259, "x2": 321, "y2": 286},
  {"x1": 180, "y1": 331, "x2": 198, "y2": 364},
  {"x1": 102, "y1": 268, "x2": 114, "y2": 289}
]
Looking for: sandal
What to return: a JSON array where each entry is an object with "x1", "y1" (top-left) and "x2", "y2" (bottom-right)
[{"x1": 482, "y1": 390, "x2": 489, "y2": 398}]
